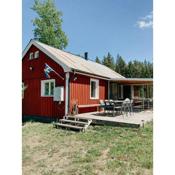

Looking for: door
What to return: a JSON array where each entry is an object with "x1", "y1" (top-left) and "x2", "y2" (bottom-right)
[{"x1": 123, "y1": 85, "x2": 131, "y2": 99}]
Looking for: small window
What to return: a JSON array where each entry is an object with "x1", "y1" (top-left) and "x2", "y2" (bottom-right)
[
  {"x1": 90, "y1": 79, "x2": 99, "y2": 99},
  {"x1": 34, "y1": 51, "x2": 39, "y2": 58},
  {"x1": 118, "y1": 85, "x2": 123, "y2": 99},
  {"x1": 29, "y1": 52, "x2": 34, "y2": 60},
  {"x1": 41, "y1": 79, "x2": 55, "y2": 97}
]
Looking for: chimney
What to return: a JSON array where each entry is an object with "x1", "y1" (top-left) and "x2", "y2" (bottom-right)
[{"x1": 84, "y1": 52, "x2": 88, "y2": 60}]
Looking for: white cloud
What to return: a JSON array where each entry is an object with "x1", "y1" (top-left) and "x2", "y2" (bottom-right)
[{"x1": 137, "y1": 12, "x2": 153, "y2": 29}]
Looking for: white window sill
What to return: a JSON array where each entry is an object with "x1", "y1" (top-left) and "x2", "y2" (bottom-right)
[
  {"x1": 90, "y1": 97, "x2": 99, "y2": 100},
  {"x1": 41, "y1": 95, "x2": 54, "y2": 97}
]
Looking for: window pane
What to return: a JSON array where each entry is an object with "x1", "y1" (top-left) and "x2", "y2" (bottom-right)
[
  {"x1": 50, "y1": 82, "x2": 54, "y2": 95},
  {"x1": 44, "y1": 82, "x2": 49, "y2": 95},
  {"x1": 91, "y1": 81, "x2": 96, "y2": 98},
  {"x1": 35, "y1": 51, "x2": 39, "y2": 58},
  {"x1": 29, "y1": 53, "x2": 33, "y2": 59}
]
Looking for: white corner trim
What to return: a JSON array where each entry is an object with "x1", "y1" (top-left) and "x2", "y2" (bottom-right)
[{"x1": 22, "y1": 40, "x2": 71, "y2": 72}]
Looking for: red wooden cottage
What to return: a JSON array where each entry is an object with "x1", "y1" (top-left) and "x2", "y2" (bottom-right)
[{"x1": 22, "y1": 40, "x2": 153, "y2": 121}]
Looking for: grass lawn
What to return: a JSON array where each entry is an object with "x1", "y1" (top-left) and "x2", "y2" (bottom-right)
[{"x1": 22, "y1": 122, "x2": 153, "y2": 175}]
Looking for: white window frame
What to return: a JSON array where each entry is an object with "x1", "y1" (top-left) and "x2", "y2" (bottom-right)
[
  {"x1": 118, "y1": 85, "x2": 123, "y2": 99},
  {"x1": 90, "y1": 78, "x2": 99, "y2": 99},
  {"x1": 34, "y1": 51, "x2": 39, "y2": 59},
  {"x1": 41, "y1": 79, "x2": 55, "y2": 97},
  {"x1": 29, "y1": 52, "x2": 34, "y2": 60}
]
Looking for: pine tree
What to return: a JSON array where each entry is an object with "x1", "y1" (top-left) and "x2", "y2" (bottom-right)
[
  {"x1": 102, "y1": 52, "x2": 115, "y2": 70},
  {"x1": 31, "y1": 0, "x2": 68, "y2": 49},
  {"x1": 115, "y1": 54, "x2": 127, "y2": 76},
  {"x1": 95, "y1": 56, "x2": 101, "y2": 64}
]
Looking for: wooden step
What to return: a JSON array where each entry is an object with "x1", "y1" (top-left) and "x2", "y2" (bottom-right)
[
  {"x1": 54, "y1": 123, "x2": 84, "y2": 130},
  {"x1": 59, "y1": 119, "x2": 88, "y2": 125},
  {"x1": 66, "y1": 116, "x2": 90, "y2": 122}
]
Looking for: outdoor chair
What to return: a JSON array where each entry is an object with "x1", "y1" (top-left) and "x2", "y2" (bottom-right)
[
  {"x1": 114, "y1": 102, "x2": 123, "y2": 116},
  {"x1": 104, "y1": 100, "x2": 114, "y2": 115},
  {"x1": 121, "y1": 98, "x2": 132, "y2": 116},
  {"x1": 132, "y1": 99, "x2": 143, "y2": 112},
  {"x1": 99, "y1": 100, "x2": 105, "y2": 112},
  {"x1": 149, "y1": 99, "x2": 153, "y2": 109},
  {"x1": 143, "y1": 98, "x2": 153, "y2": 109},
  {"x1": 143, "y1": 98, "x2": 150, "y2": 109}
]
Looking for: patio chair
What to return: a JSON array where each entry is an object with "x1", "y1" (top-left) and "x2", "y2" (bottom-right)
[
  {"x1": 121, "y1": 98, "x2": 132, "y2": 116},
  {"x1": 148, "y1": 98, "x2": 153, "y2": 109},
  {"x1": 104, "y1": 100, "x2": 114, "y2": 115},
  {"x1": 99, "y1": 100, "x2": 106, "y2": 112},
  {"x1": 143, "y1": 98, "x2": 150, "y2": 109},
  {"x1": 114, "y1": 101, "x2": 123, "y2": 116},
  {"x1": 132, "y1": 99, "x2": 143, "y2": 112}
]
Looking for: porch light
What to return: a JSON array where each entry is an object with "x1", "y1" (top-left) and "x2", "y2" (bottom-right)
[{"x1": 29, "y1": 66, "x2": 33, "y2": 71}]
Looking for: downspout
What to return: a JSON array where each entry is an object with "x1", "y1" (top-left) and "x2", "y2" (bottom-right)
[{"x1": 65, "y1": 72, "x2": 70, "y2": 117}]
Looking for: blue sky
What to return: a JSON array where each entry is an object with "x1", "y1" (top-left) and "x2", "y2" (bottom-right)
[{"x1": 23, "y1": 0, "x2": 153, "y2": 62}]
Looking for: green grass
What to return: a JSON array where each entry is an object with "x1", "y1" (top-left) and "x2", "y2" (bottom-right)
[{"x1": 22, "y1": 122, "x2": 153, "y2": 175}]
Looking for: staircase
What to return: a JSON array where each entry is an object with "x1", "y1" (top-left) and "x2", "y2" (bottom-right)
[{"x1": 53, "y1": 116, "x2": 92, "y2": 132}]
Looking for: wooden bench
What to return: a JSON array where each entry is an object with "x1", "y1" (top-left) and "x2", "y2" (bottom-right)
[{"x1": 78, "y1": 104, "x2": 101, "y2": 111}]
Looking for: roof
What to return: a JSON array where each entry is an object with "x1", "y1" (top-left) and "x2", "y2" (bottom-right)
[
  {"x1": 23, "y1": 40, "x2": 125, "y2": 79},
  {"x1": 111, "y1": 78, "x2": 153, "y2": 85}
]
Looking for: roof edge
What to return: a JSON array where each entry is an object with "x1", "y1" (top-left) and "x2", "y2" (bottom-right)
[{"x1": 111, "y1": 78, "x2": 153, "y2": 81}]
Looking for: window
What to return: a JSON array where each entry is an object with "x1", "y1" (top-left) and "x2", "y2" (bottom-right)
[
  {"x1": 90, "y1": 79, "x2": 99, "y2": 99},
  {"x1": 29, "y1": 52, "x2": 34, "y2": 60},
  {"x1": 41, "y1": 79, "x2": 55, "y2": 97},
  {"x1": 118, "y1": 85, "x2": 123, "y2": 99},
  {"x1": 34, "y1": 51, "x2": 39, "y2": 59}
]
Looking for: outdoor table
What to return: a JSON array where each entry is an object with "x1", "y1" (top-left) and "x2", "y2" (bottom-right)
[{"x1": 116, "y1": 99, "x2": 133, "y2": 115}]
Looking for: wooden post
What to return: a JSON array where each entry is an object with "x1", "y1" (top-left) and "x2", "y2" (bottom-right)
[{"x1": 131, "y1": 85, "x2": 134, "y2": 99}]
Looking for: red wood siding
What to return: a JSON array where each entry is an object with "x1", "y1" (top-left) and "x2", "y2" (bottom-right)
[
  {"x1": 69, "y1": 73, "x2": 108, "y2": 113},
  {"x1": 22, "y1": 45, "x2": 65, "y2": 119},
  {"x1": 22, "y1": 44, "x2": 109, "y2": 118}
]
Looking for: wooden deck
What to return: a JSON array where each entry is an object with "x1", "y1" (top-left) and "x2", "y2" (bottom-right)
[{"x1": 73, "y1": 110, "x2": 153, "y2": 128}]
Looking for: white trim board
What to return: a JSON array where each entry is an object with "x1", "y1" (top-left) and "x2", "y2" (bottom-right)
[{"x1": 74, "y1": 71, "x2": 110, "y2": 80}]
